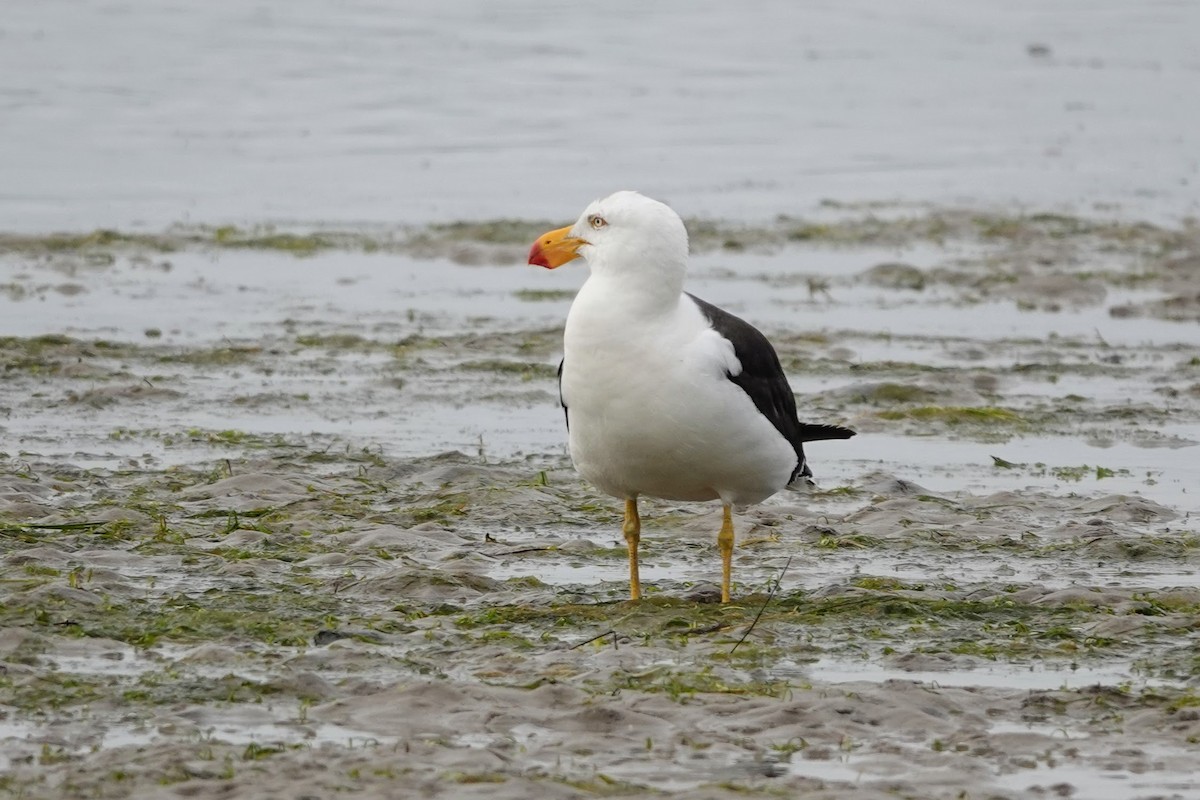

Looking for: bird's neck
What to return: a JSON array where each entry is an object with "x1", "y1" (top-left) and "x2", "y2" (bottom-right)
[
  {"x1": 584, "y1": 247, "x2": 686, "y2": 311},
  {"x1": 580, "y1": 269, "x2": 685, "y2": 320}
]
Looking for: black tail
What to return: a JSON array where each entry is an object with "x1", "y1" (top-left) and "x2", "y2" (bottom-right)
[{"x1": 797, "y1": 424, "x2": 856, "y2": 442}]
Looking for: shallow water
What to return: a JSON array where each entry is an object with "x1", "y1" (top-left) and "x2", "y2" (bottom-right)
[
  {"x1": 3, "y1": 1, "x2": 1199, "y2": 230},
  {"x1": 805, "y1": 658, "x2": 1174, "y2": 691},
  {"x1": 989, "y1": 764, "x2": 1200, "y2": 800},
  {"x1": 6, "y1": 241, "x2": 1198, "y2": 516},
  {"x1": 795, "y1": 754, "x2": 1200, "y2": 800}
]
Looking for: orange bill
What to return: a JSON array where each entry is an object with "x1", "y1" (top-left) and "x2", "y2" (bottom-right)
[{"x1": 528, "y1": 225, "x2": 585, "y2": 269}]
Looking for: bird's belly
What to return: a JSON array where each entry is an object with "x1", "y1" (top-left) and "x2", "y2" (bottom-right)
[{"x1": 563, "y1": 359, "x2": 795, "y2": 505}]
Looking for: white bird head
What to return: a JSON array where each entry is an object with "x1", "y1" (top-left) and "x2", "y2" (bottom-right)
[{"x1": 529, "y1": 191, "x2": 689, "y2": 282}]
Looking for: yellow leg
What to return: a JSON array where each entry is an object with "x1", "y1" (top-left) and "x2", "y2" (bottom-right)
[
  {"x1": 623, "y1": 498, "x2": 641, "y2": 601},
  {"x1": 718, "y1": 505, "x2": 734, "y2": 603}
]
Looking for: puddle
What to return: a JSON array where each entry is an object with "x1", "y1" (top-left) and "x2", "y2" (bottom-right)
[
  {"x1": 789, "y1": 751, "x2": 1200, "y2": 800},
  {"x1": 0, "y1": 713, "x2": 387, "y2": 772},
  {"x1": 802, "y1": 659, "x2": 1174, "y2": 692},
  {"x1": 989, "y1": 720, "x2": 1090, "y2": 739},
  {"x1": 829, "y1": 432, "x2": 1200, "y2": 515},
  {"x1": 991, "y1": 761, "x2": 1200, "y2": 799}
]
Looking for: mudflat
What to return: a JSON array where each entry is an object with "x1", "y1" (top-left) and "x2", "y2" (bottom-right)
[{"x1": 2, "y1": 210, "x2": 1198, "y2": 798}]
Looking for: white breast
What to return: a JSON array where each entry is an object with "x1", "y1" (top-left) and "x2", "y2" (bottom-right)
[{"x1": 560, "y1": 279, "x2": 796, "y2": 506}]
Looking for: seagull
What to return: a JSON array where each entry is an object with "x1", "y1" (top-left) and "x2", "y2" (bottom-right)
[{"x1": 528, "y1": 191, "x2": 855, "y2": 603}]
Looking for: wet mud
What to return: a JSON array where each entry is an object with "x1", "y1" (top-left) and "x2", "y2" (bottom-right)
[{"x1": 2, "y1": 209, "x2": 1199, "y2": 798}]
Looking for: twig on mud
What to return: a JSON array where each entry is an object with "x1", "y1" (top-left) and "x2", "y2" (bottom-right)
[
  {"x1": 679, "y1": 622, "x2": 730, "y2": 637},
  {"x1": 4, "y1": 521, "x2": 109, "y2": 531},
  {"x1": 731, "y1": 556, "x2": 792, "y2": 654},
  {"x1": 497, "y1": 546, "x2": 556, "y2": 556},
  {"x1": 570, "y1": 629, "x2": 619, "y2": 650}
]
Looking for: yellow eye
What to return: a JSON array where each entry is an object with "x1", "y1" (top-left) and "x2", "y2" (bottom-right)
[{"x1": 588, "y1": 215, "x2": 607, "y2": 230}]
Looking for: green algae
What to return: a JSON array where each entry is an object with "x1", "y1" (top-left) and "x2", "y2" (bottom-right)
[
  {"x1": 0, "y1": 230, "x2": 178, "y2": 254},
  {"x1": 612, "y1": 664, "x2": 791, "y2": 700},
  {"x1": 294, "y1": 333, "x2": 377, "y2": 349},
  {"x1": 457, "y1": 359, "x2": 557, "y2": 379},
  {"x1": 877, "y1": 405, "x2": 1025, "y2": 425},
  {"x1": 852, "y1": 383, "x2": 940, "y2": 404},
  {"x1": 155, "y1": 345, "x2": 263, "y2": 366},
  {"x1": 1, "y1": 208, "x2": 1188, "y2": 262},
  {"x1": 513, "y1": 288, "x2": 577, "y2": 302},
  {"x1": 425, "y1": 219, "x2": 555, "y2": 245},
  {"x1": 211, "y1": 227, "x2": 335, "y2": 255},
  {"x1": 989, "y1": 457, "x2": 1134, "y2": 481}
]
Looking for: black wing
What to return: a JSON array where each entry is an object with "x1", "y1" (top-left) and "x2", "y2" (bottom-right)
[
  {"x1": 687, "y1": 293, "x2": 855, "y2": 483},
  {"x1": 557, "y1": 358, "x2": 569, "y2": 431}
]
